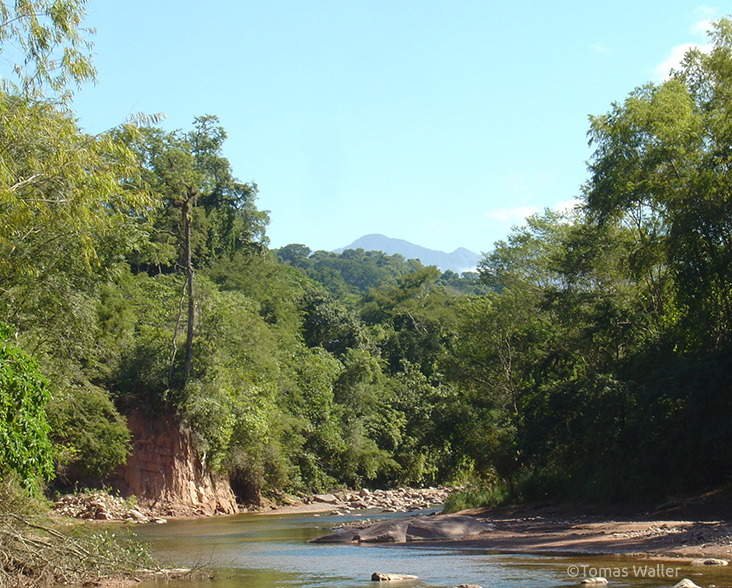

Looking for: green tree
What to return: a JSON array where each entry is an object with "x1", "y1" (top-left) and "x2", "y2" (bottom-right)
[
  {"x1": 0, "y1": 323, "x2": 53, "y2": 487},
  {"x1": 131, "y1": 116, "x2": 268, "y2": 385},
  {"x1": 0, "y1": 0, "x2": 95, "y2": 98},
  {"x1": 584, "y1": 18, "x2": 732, "y2": 350},
  {"x1": 46, "y1": 383, "x2": 131, "y2": 480}
]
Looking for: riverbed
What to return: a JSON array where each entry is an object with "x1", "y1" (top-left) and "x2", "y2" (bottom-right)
[{"x1": 131, "y1": 509, "x2": 732, "y2": 588}]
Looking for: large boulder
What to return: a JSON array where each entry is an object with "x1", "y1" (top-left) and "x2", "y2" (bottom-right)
[{"x1": 310, "y1": 514, "x2": 492, "y2": 544}]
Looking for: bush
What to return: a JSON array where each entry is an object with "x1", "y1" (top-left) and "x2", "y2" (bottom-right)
[
  {"x1": 0, "y1": 324, "x2": 54, "y2": 488},
  {"x1": 46, "y1": 383, "x2": 131, "y2": 481},
  {"x1": 442, "y1": 485, "x2": 509, "y2": 513}
]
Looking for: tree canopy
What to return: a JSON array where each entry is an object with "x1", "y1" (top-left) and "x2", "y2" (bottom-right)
[{"x1": 3, "y1": 3, "x2": 732, "y2": 511}]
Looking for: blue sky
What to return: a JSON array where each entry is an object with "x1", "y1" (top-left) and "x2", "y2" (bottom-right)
[{"x1": 70, "y1": 1, "x2": 725, "y2": 255}]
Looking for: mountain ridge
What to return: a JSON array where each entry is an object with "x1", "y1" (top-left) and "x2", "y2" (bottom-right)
[{"x1": 334, "y1": 234, "x2": 480, "y2": 273}]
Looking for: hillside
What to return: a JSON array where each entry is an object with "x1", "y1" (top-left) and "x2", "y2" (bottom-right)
[{"x1": 335, "y1": 234, "x2": 480, "y2": 273}]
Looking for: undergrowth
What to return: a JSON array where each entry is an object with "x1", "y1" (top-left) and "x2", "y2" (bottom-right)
[
  {"x1": 0, "y1": 478, "x2": 156, "y2": 588},
  {"x1": 442, "y1": 485, "x2": 509, "y2": 513}
]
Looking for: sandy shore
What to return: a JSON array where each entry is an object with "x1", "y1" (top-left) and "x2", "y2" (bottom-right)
[
  {"x1": 293, "y1": 501, "x2": 732, "y2": 560},
  {"x1": 412, "y1": 502, "x2": 732, "y2": 559}
]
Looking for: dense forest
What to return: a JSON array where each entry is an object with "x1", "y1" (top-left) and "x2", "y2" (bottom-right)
[{"x1": 4, "y1": 0, "x2": 732, "y2": 519}]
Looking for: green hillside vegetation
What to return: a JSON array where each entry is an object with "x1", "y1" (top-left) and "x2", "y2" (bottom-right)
[
  {"x1": 4, "y1": 1, "x2": 732, "y2": 556},
  {"x1": 274, "y1": 244, "x2": 490, "y2": 302}
]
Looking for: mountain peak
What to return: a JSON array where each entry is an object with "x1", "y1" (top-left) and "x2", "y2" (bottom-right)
[{"x1": 335, "y1": 234, "x2": 480, "y2": 273}]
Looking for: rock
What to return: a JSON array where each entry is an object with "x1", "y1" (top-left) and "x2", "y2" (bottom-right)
[
  {"x1": 690, "y1": 558, "x2": 728, "y2": 566},
  {"x1": 581, "y1": 579, "x2": 608, "y2": 585},
  {"x1": 674, "y1": 580, "x2": 702, "y2": 588},
  {"x1": 371, "y1": 573, "x2": 419, "y2": 581},
  {"x1": 453, "y1": 585, "x2": 483, "y2": 588},
  {"x1": 360, "y1": 488, "x2": 371, "y2": 497},
  {"x1": 309, "y1": 527, "x2": 361, "y2": 542},
  {"x1": 310, "y1": 514, "x2": 493, "y2": 544},
  {"x1": 313, "y1": 493, "x2": 339, "y2": 504},
  {"x1": 127, "y1": 508, "x2": 149, "y2": 522}
]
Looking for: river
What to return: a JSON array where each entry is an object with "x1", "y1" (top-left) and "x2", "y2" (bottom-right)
[{"x1": 130, "y1": 509, "x2": 731, "y2": 588}]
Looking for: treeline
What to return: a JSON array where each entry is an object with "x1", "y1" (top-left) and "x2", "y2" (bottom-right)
[{"x1": 3, "y1": 1, "x2": 732, "y2": 505}]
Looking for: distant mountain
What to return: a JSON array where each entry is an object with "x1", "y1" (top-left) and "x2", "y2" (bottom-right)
[{"x1": 335, "y1": 234, "x2": 480, "y2": 274}]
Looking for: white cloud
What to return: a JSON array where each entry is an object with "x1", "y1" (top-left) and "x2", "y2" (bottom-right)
[
  {"x1": 484, "y1": 200, "x2": 578, "y2": 225},
  {"x1": 552, "y1": 199, "x2": 580, "y2": 213},
  {"x1": 690, "y1": 6, "x2": 716, "y2": 37},
  {"x1": 690, "y1": 18, "x2": 713, "y2": 35},
  {"x1": 693, "y1": 5, "x2": 716, "y2": 24},
  {"x1": 654, "y1": 9, "x2": 716, "y2": 81},
  {"x1": 484, "y1": 205, "x2": 539, "y2": 224},
  {"x1": 592, "y1": 43, "x2": 609, "y2": 55},
  {"x1": 654, "y1": 41, "x2": 713, "y2": 81}
]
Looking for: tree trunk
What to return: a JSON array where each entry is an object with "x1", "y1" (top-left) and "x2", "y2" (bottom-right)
[{"x1": 182, "y1": 187, "x2": 198, "y2": 380}]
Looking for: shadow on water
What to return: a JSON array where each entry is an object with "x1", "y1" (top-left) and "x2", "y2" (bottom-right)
[{"x1": 130, "y1": 510, "x2": 732, "y2": 588}]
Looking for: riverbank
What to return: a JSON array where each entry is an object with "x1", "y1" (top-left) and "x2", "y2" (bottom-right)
[
  {"x1": 52, "y1": 486, "x2": 453, "y2": 522},
  {"x1": 391, "y1": 502, "x2": 732, "y2": 559},
  {"x1": 53, "y1": 489, "x2": 732, "y2": 559}
]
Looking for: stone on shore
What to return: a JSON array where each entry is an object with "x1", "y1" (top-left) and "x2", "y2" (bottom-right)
[
  {"x1": 581, "y1": 578, "x2": 608, "y2": 585},
  {"x1": 371, "y1": 572, "x2": 419, "y2": 581},
  {"x1": 690, "y1": 558, "x2": 728, "y2": 565},
  {"x1": 674, "y1": 580, "x2": 701, "y2": 588},
  {"x1": 313, "y1": 493, "x2": 339, "y2": 504},
  {"x1": 303, "y1": 486, "x2": 453, "y2": 513}
]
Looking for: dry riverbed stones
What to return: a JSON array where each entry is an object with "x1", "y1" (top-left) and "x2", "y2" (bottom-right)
[
  {"x1": 306, "y1": 486, "x2": 453, "y2": 514},
  {"x1": 53, "y1": 492, "x2": 167, "y2": 523}
]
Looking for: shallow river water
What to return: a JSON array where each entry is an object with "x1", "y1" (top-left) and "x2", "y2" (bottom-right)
[{"x1": 130, "y1": 509, "x2": 732, "y2": 588}]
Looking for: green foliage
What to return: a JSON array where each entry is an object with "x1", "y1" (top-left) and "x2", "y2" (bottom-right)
[
  {"x1": 10, "y1": 8, "x2": 732, "y2": 512},
  {"x1": 0, "y1": 94, "x2": 150, "y2": 290},
  {"x1": 301, "y1": 289, "x2": 366, "y2": 356},
  {"x1": 45, "y1": 383, "x2": 131, "y2": 480},
  {"x1": 129, "y1": 117, "x2": 269, "y2": 275},
  {"x1": 0, "y1": 0, "x2": 96, "y2": 98},
  {"x1": 205, "y1": 251, "x2": 309, "y2": 330},
  {"x1": 584, "y1": 21, "x2": 732, "y2": 351},
  {"x1": 275, "y1": 245, "x2": 425, "y2": 301},
  {"x1": 442, "y1": 485, "x2": 509, "y2": 513},
  {"x1": 440, "y1": 24, "x2": 732, "y2": 500},
  {"x1": 0, "y1": 324, "x2": 53, "y2": 487}
]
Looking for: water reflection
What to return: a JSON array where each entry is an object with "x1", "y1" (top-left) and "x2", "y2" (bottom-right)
[{"x1": 130, "y1": 510, "x2": 732, "y2": 588}]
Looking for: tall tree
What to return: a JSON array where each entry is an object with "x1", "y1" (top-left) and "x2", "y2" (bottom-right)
[
  {"x1": 132, "y1": 116, "x2": 268, "y2": 386},
  {"x1": 584, "y1": 18, "x2": 732, "y2": 350}
]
